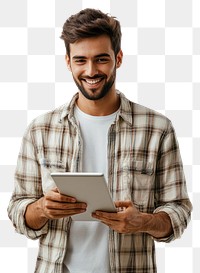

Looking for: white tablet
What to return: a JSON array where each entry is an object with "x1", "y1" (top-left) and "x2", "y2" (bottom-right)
[{"x1": 51, "y1": 172, "x2": 116, "y2": 221}]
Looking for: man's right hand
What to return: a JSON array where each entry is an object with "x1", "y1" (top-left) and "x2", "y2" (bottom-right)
[{"x1": 25, "y1": 188, "x2": 87, "y2": 230}]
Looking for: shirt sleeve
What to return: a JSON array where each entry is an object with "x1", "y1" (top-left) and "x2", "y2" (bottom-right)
[
  {"x1": 153, "y1": 121, "x2": 192, "y2": 243},
  {"x1": 7, "y1": 123, "x2": 48, "y2": 240}
]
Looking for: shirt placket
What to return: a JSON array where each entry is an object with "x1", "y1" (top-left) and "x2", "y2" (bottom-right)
[{"x1": 107, "y1": 122, "x2": 120, "y2": 273}]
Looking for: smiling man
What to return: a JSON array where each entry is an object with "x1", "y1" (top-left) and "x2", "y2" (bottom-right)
[{"x1": 8, "y1": 8, "x2": 192, "y2": 273}]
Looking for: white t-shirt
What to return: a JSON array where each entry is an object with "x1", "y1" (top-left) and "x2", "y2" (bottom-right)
[{"x1": 64, "y1": 105, "x2": 118, "y2": 273}]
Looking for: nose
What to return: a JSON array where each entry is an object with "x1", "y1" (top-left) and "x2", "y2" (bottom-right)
[{"x1": 85, "y1": 61, "x2": 98, "y2": 77}]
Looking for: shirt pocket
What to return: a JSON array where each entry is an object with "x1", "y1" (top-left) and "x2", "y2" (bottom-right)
[
  {"x1": 122, "y1": 160, "x2": 155, "y2": 211},
  {"x1": 39, "y1": 158, "x2": 66, "y2": 194}
]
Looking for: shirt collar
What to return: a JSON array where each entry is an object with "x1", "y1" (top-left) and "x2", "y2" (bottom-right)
[{"x1": 59, "y1": 91, "x2": 133, "y2": 126}]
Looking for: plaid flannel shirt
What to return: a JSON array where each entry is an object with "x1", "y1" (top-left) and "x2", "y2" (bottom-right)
[{"x1": 8, "y1": 91, "x2": 192, "y2": 273}]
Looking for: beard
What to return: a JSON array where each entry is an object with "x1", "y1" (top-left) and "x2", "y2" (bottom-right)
[{"x1": 72, "y1": 68, "x2": 116, "y2": 101}]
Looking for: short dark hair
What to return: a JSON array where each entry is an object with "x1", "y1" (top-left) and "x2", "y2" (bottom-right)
[{"x1": 60, "y1": 8, "x2": 122, "y2": 57}]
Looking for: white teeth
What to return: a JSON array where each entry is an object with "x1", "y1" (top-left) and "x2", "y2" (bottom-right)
[{"x1": 85, "y1": 78, "x2": 101, "y2": 85}]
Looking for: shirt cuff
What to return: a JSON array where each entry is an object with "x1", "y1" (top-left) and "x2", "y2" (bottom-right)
[
  {"x1": 14, "y1": 199, "x2": 48, "y2": 240},
  {"x1": 152, "y1": 206, "x2": 178, "y2": 243}
]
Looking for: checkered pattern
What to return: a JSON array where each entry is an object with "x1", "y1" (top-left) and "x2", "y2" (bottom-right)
[{"x1": 0, "y1": 0, "x2": 199, "y2": 272}]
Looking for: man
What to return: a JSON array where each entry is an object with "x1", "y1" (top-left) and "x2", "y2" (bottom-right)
[{"x1": 8, "y1": 8, "x2": 192, "y2": 273}]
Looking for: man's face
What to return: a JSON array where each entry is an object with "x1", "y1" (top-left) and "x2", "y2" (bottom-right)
[{"x1": 66, "y1": 35, "x2": 122, "y2": 101}]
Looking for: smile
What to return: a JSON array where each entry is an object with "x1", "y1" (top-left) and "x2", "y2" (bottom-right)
[
  {"x1": 85, "y1": 78, "x2": 102, "y2": 84},
  {"x1": 82, "y1": 77, "x2": 104, "y2": 86}
]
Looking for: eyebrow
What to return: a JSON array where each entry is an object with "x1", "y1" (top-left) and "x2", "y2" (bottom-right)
[{"x1": 72, "y1": 53, "x2": 111, "y2": 60}]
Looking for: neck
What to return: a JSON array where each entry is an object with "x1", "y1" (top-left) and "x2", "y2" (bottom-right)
[{"x1": 76, "y1": 89, "x2": 120, "y2": 116}]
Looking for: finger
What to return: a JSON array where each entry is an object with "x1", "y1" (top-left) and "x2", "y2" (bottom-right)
[
  {"x1": 58, "y1": 202, "x2": 87, "y2": 210},
  {"x1": 51, "y1": 187, "x2": 59, "y2": 192},
  {"x1": 46, "y1": 190, "x2": 77, "y2": 203},
  {"x1": 52, "y1": 187, "x2": 78, "y2": 203},
  {"x1": 57, "y1": 194, "x2": 77, "y2": 203},
  {"x1": 115, "y1": 200, "x2": 133, "y2": 208},
  {"x1": 92, "y1": 213, "x2": 116, "y2": 225},
  {"x1": 44, "y1": 207, "x2": 87, "y2": 219},
  {"x1": 92, "y1": 211, "x2": 120, "y2": 221},
  {"x1": 45, "y1": 200, "x2": 87, "y2": 210}
]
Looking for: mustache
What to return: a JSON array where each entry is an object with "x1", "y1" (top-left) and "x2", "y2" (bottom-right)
[{"x1": 81, "y1": 74, "x2": 105, "y2": 80}]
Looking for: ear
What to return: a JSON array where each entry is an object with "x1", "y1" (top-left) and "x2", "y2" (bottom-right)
[
  {"x1": 65, "y1": 55, "x2": 71, "y2": 71},
  {"x1": 116, "y1": 49, "x2": 123, "y2": 68}
]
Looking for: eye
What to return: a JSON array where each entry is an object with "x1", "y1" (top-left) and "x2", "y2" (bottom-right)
[
  {"x1": 96, "y1": 58, "x2": 109, "y2": 63},
  {"x1": 74, "y1": 59, "x2": 86, "y2": 64}
]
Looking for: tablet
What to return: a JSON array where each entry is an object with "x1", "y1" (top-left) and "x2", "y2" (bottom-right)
[{"x1": 51, "y1": 172, "x2": 116, "y2": 221}]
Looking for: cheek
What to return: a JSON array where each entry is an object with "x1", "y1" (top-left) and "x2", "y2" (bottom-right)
[
  {"x1": 103, "y1": 66, "x2": 115, "y2": 78},
  {"x1": 108, "y1": 65, "x2": 117, "y2": 78},
  {"x1": 70, "y1": 67, "x2": 81, "y2": 78}
]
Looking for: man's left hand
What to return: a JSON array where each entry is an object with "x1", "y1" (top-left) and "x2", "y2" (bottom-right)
[{"x1": 92, "y1": 200, "x2": 144, "y2": 234}]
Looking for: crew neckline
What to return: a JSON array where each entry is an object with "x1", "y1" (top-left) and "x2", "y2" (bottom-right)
[{"x1": 74, "y1": 104, "x2": 120, "y2": 120}]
